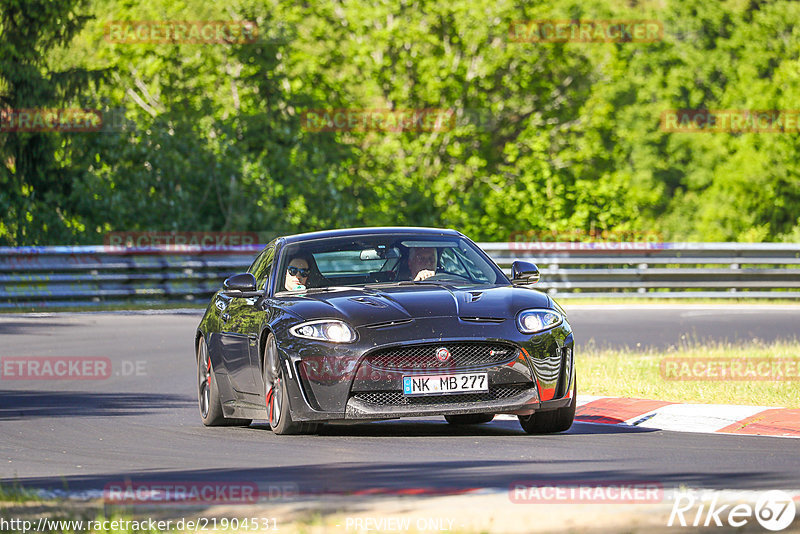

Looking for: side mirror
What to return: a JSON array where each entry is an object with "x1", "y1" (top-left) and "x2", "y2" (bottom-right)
[
  {"x1": 222, "y1": 273, "x2": 258, "y2": 296},
  {"x1": 511, "y1": 260, "x2": 540, "y2": 286}
]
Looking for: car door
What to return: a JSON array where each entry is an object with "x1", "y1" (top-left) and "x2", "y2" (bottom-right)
[
  {"x1": 242, "y1": 243, "x2": 277, "y2": 389},
  {"x1": 218, "y1": 294, "x2": 262, "y2": 394},
  {"x1": 217, "y1": 244, "x2": 275, "y2": 395}
]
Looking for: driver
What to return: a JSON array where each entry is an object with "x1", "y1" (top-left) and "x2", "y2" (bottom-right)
[
  {"x1": 284, "y1": 255, "x2": 311, "y2": 291},
  {"x1": 408, "y1": 247, "x2": 438, "y2": 281}
]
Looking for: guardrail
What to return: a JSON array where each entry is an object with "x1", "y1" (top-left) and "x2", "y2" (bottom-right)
[
  {"x1": 1, "y1": 242, "x2": 799, "y2": 309},
  {"x1": 486, "y1": 242, "x2": 800, "y2": 299},
  {"x1": 0, "y1": 245, "x2": 260, "y2": 309}
]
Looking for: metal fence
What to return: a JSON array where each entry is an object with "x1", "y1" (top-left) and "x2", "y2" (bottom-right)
[
  {"x1": 487, "y1": 242, "x2": 800, "y2": 299},
  {"x1": 1, "y1": 242, "x2": 799, "y2": 309}
]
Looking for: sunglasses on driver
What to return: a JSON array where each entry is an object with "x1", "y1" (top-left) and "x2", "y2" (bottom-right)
[{"x1": 287, "y1": 266, "x2": 310, "y2": 277}]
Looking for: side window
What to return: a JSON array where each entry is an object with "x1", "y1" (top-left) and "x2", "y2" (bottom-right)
[
  {"x1": 440, "y1": 247, "x2": 491, "y2": 283},
  {"x1": 439, "y1": 248, "x2": 469, "y2": 277},
  {"x1": 249, "y1": 246, "x2": 275, "y2": 290}
]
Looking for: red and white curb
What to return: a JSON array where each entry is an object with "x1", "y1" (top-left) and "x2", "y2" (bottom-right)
[
  {"x1": 496, "y1": 396, "x2": 800, "y2": 437},
  {"x1": 573, "y1": 396, "x2": 800, "y2": 438}
]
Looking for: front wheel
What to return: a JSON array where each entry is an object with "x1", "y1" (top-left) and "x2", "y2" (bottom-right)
[
  {"x1": 518, "y1": 379, "x2": 576, "y2": 434},
  {"x1": 264, "y1": 334, "x2": 319, "y2": 435}
]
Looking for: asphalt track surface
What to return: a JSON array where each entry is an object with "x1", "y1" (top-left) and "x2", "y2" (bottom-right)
[{"x1": 1, "y1": 306, "x2": 799, "y2": 496}]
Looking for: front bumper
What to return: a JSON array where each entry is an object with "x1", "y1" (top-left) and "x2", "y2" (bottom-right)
[{"x1": 275, "y1": 316, "x2": 574, "y2": 422}]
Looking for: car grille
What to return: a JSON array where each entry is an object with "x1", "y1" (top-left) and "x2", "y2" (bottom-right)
[
  {"x1": 351, "y1": 384, "x2": 533, "y2": 406},
  {"x1": 364, "y1": 342, "x2": 518, "y2": 371}
]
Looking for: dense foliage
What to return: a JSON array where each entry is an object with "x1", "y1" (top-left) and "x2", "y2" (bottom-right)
[{"x1": 1, "y1": 0, "x2": 799, "y2": 245}]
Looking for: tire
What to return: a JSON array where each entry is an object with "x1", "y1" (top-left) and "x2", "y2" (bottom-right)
[
  {"x1": 263, "y1": 334, "x2": 320, "y2": 435},
  {"x1": 518, "y1": 379, "x2": 576, "y2": 434},
  {"x1": 444, "y1": 413, "x2": 495, "y2": 425},
  {"x1": 197, "y1": 335, "x2": 251, "y2": 427}
]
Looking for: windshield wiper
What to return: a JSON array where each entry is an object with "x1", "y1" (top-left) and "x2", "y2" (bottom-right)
[
  {"x1": 396, "y1": 280, "x2": 454, "y2": 286},
  {"x1": 298, "y1": 286, "x2": 346, "y2": 294}
]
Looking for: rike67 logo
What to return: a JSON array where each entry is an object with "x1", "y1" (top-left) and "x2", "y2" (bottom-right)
[{"x1": 669, "y1": 489, "x2": 796, "y2": 531}]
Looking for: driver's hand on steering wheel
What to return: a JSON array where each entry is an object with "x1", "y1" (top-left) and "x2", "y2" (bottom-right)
[{"x1": 414, "y1": 269, "x2": 435, "y2": 281}]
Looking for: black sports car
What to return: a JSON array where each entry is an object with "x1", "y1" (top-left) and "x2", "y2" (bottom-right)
[{"x1": 195, "y1": 227, "x2": 575, "y2": 434}]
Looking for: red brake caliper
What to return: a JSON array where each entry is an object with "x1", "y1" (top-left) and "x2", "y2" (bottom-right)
[
  {"x1": 206, "y1": 356, "x2": 212, "y2": 387},
  {"x1": 266, "y1": 379, "x2": 278, "y2": 424}
]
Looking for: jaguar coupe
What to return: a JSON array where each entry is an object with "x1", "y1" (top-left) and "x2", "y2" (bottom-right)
[{"x1": 195, "y1": 227, "x2": 575, "y2": 434}]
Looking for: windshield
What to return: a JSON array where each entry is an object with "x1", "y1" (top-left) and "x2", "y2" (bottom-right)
[{"x1": 276, "y1": 234, "x2": 505, "y2": 292}]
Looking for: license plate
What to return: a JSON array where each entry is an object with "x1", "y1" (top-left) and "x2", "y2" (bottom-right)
[{"x1": 402, "y1": 372, "x2": 488, "y2": 396}]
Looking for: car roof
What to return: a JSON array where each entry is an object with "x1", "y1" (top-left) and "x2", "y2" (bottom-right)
[{"x1": 280, "y1": 227, "x2": 462, "y2": 244}]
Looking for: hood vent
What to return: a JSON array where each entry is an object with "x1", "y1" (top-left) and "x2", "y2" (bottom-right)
[
  {"x1": 349, "y1": 296, "x2": 387, "y2": 308},
  {"x1": 364, "y1": 319, "x2": 413, "y2": 329},
  {"x1": 460, "y1": 317, "x2": 505, "y2": 323}
]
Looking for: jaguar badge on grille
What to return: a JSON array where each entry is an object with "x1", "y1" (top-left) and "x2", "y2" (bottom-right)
[{"x1": 435, "y1": 347, "x2": 451, "y2": 362}]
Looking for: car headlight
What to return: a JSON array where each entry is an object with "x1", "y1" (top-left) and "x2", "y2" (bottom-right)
[
  {"x1": 516, "y1": 309, "x2": 563, "y2": 334},
  {"x1": 289, "y1": 320, "x2": 357, "y2": 343}
]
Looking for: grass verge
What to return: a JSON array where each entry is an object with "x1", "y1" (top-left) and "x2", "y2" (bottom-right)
[
  {"x1": 0, "y1": 482, "x2": 39, "y2": 503},
  {"x1": 579, "y1": 339, "x2": 800, "y2": 407}
]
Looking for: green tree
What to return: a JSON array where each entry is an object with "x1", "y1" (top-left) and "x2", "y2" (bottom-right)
[
  {"x1": 5, "y1": 0, "x2": 800, "y2": 245},
  {"x1": 0, "y1": 0, "x2": 106, "y2": 245}
]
